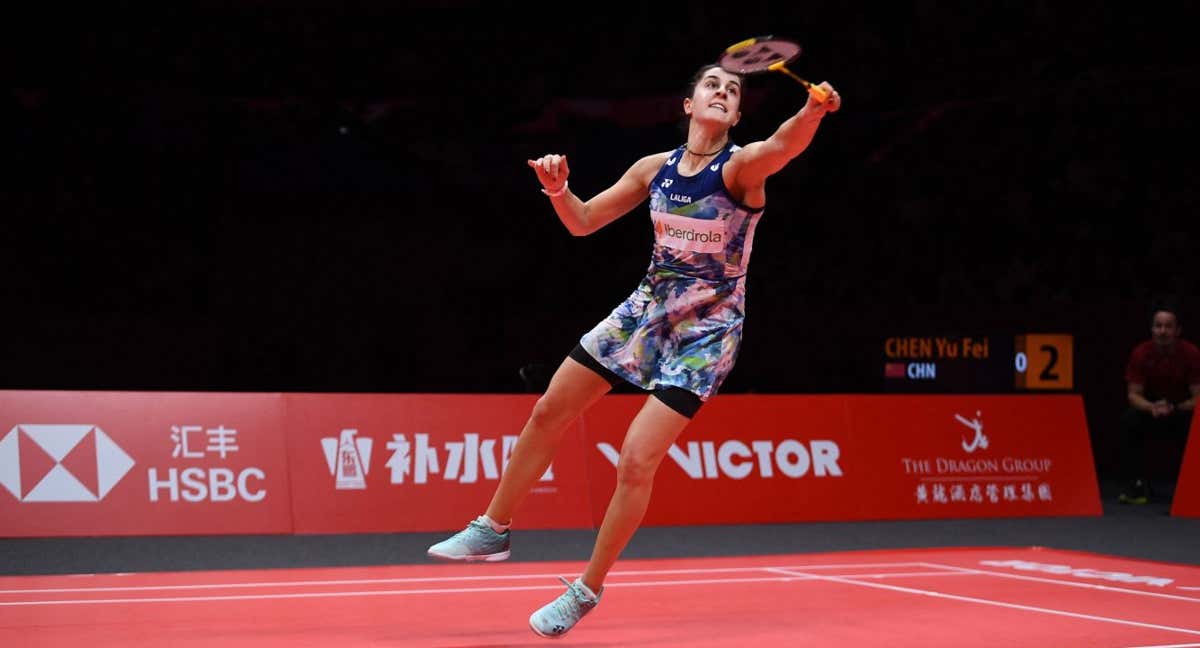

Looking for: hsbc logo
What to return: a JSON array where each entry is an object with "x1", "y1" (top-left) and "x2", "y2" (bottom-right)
[{"x1": 0, "y1": 424, "x2": 135, "y2": 502}]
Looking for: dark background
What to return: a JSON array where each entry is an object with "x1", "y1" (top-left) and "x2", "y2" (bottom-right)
[{"x1": 4, "y1": 3, "x2": 1197, "y2": 482}]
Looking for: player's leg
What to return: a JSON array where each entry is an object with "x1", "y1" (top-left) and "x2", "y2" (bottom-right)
[
  {"x1": 529, "y1": 388, "x2": 699, "y2": 637},
  {"x1": 581, "y1": 391, "x2": 696, "y2": 589},
  {"x1": 485, "y1": 351, "x2": 617, "y2": 523},
  {"x1": 427, "y1": 347, "x2": 616, "y2": 561}
]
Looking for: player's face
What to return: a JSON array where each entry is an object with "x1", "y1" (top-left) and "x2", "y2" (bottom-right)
[
  {"x1": 686, "y1": 68, "x2": 742, "y2": 128},
  {"x1": 1151, "y1": 310, "x2": 1181, "y2": 348}
]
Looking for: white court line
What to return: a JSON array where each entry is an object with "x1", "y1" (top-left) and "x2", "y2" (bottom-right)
[
  {"x1": 0, "y1": 561, "x2": 931, "y2": 595},
  {"x1": 767, "y1": 567, "x2": 1200, "y2": 637},
  {"x1": 0, "y1": 570, "x2": 967, "y2": 597},
  {"x1": 0, "y1": 575, "x2": 810, "y2": 607},
  {"x1": 920, "y1": 563, "x2": 1200, "y2": 604},
  {"x1": 1125, "y1": 643, "x2": 1200, "y2": 647},
  {"x1": 839, "y1": 571, "x2": 973, "y2": 580}
]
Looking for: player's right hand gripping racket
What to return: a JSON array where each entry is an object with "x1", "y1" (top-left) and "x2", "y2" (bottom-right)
[{"x1": 718, "y1": 35, "x2": 830, "y2": 103}]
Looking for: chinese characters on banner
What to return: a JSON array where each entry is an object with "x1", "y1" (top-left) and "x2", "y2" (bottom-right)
[{"x1": 282, "y1": 393, "x2": 594, "y2": 533}]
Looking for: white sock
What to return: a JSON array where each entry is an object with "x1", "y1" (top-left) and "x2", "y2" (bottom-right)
[
  {"x1": 575, "y1": 578, "x2": 598, "y2": 600},
  {"x1": 481, "y1": 514, "x2": 509, "y2": 533}
]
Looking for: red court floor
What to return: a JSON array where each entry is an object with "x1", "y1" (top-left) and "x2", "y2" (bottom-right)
[{"x1": 1, "y1": 546, "x2": 1198, "y2": 647}]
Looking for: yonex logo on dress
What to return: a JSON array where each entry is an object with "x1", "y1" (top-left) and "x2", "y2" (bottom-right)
[{"x1": 0, "y1": 424, "x2": 136, "y2": 502}]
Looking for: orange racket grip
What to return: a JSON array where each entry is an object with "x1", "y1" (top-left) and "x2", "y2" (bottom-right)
[{"x1": 767, "y1": 61, "x2": 828, "y2": 103}]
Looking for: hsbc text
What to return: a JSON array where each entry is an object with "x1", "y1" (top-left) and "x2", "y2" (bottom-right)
[{"x1": 147, "y1": 467, "x2": 267, "y2": 502}]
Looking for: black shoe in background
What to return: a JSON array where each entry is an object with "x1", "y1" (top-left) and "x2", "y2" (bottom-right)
[{"x1": 1118, "y1": 479, "x2": 1150, "y2": 505}]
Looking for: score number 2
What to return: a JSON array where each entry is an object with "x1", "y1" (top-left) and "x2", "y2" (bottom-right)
[{"x1": 1014, "y1": 334, "x2": 1073, "y2": 390}]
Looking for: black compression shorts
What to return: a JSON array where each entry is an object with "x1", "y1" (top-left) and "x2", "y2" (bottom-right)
[{"x1": 568, "y1": 343, "x2": 703, "y2": 419}]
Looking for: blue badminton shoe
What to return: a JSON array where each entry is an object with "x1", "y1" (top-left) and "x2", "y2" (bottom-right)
[
  {"x1": 529, "y1": 576, "x2": 602, "y2": 638},
  {"x1": 426, "y1": 516, "x2": 511, "y2": 562}
]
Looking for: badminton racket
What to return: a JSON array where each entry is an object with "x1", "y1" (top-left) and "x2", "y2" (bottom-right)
[{"x1": 718, "y1": 35, "x2": 830, "y2": 103}]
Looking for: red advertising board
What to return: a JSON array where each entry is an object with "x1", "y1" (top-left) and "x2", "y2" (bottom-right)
[
  {"x1": 1169, "y1": 414, "x2": 1200, "y2": 517},
  {"x1": 0, "y1": 391, "x2": 292, "y2": 537},
  {"x1": 581, "y1": 394, "x2": 1101, "y2": 526},
  {"x1": 283, "y1": 394, "x2": 594, "y2": 533},
  {"x1": 844, "y1": 394, "x2": 1101, "y2": 519},
  {"x1": 1, "y1": 391, "x2": 1102, "y2": 536}
]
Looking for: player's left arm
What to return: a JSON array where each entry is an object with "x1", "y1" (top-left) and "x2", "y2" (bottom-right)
[{"x1": 725, "y1": 82, "x2": 840, "y2": 205}]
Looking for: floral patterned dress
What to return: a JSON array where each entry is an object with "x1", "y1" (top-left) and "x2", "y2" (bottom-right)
[{"x1": 580, "y1": 143, "x2": 763, "y2": 400}]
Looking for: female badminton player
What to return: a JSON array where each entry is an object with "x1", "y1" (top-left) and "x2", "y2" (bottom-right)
[{"x1": 428, "y1": 61, "x2": 841, "y2": 638}]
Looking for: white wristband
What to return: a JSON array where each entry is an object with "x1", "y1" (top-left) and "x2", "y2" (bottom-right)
[{"x1": 541, "y1": 180, "x2": 568, "y2": 197}]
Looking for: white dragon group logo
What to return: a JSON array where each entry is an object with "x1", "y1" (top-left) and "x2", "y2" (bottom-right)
[{"x1": 955, "y1": 410, "x2": 989, "y2": 453}]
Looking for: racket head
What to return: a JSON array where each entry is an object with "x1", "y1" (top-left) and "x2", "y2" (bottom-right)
[{"x1": 718, "y1": 35, "x2": 802, "y2": 75}]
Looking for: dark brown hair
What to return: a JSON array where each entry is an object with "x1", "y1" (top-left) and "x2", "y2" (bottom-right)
[{"x1": 685, "y1": 63, "x2": 747, "y2": 98}]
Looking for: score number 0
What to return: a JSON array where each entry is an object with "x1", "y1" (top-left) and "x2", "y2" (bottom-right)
[{"x1": 1014, "y1": 334, "x2": 1073, "y2": 390}]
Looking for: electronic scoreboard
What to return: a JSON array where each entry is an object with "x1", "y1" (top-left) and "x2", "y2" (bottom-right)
[{"x1": 881, "y1": 333, "x2": 1073, "y2": 393}]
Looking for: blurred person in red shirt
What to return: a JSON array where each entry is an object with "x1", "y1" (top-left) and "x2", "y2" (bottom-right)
[{"x1": 1119, "y1": 299, "x2": 1200, "y2": 504}]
